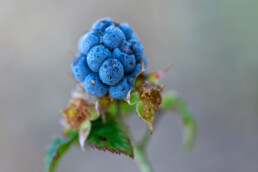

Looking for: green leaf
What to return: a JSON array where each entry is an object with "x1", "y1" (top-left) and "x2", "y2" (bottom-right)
[
  {"x1": 86, "y1": 113, "x2": 134, "y2": 158},
  {"x1": 44, "y1": 130, "x2": 78, "y2": 172},
  {"x1": 136, "y1": 101, "x2": 154, "y2": 133},
  {"x1": 161, "y1": 92, "x2": 197, "y2": 151}
]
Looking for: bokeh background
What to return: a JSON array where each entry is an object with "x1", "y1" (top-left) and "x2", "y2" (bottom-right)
[{"x1": 1, "y1": 0, "x2": 258, "y2": 171}]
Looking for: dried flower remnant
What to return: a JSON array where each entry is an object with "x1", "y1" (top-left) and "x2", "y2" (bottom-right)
[{"x1": 60, "y1": 98, "x2": 92, "y2": 129}]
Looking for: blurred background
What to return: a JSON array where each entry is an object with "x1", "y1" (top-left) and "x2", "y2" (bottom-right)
[{"x1": 0, "y1": 0, "x2": 258, "y2": 171}]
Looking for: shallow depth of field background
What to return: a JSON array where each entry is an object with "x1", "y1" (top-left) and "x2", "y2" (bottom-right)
[{"x1": 0, "y1": 0, "x2": 258, "y2": 172}]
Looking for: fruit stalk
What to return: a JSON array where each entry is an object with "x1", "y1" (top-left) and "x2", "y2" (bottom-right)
[
  {"x1": 115, "y1": 101, "x2": 154, "y2": 172},
  {"x1": 132, "y1": 140, "x2": 154, "y2": 172}
]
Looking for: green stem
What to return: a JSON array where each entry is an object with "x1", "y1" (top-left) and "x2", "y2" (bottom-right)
[
  {"x1": 115, "y1": 100, "x2": 154, "y2": 172},
  {"x1": 132, "y1": 140, "x2": 154, "y2": 172}
]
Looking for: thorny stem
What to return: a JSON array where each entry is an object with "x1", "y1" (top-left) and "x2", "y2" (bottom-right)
[{"x1": 115, "y1": 100, "x2": 154, "y2": 172}]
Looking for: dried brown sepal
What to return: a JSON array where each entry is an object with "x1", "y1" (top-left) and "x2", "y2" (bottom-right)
[
  {"x1": 136, "y1": 80, "x2": 165, "y2": 133},
  {"x1": 60, "y1": 98, "x2": 92, "y2": 129},
  {"x1": 137, "y1": 80, "x2": 165, "y2": 110}
]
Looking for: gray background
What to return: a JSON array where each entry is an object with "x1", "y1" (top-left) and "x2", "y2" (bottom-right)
[{"x1": 0, "y1": 0, "x2": 258, "y2": 172}]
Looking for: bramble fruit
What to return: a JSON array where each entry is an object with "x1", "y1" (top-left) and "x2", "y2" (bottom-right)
[{"x1": 71, "y1": 17, "x2": 148, "y2": 99}]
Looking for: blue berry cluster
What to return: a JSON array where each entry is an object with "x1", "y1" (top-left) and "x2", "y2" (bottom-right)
[{"x1": 71, "y1": 17, "x2": 148, "y2": 99}]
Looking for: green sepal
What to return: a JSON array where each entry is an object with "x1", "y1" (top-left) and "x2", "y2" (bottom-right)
[
  {"x1": 89, "y1": 104, "x2": 99, "y2": 121},
  {"x1": 79, "y1": 119, "x2": 91, "y2": 150},
  {"x1": 125, "y1": 89, "x2": 140, "y2": 105}
]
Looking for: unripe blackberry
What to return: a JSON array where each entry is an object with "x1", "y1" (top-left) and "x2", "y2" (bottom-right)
[{"x1": 72, "y1": 18, "x2": 148, "y2": 99}]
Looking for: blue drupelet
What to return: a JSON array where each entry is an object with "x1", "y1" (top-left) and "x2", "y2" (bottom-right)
[
  {"x1": 119, "y1": 41, "x2": 133, "y2": 54},
  {"x1": 78, "y1": 30, "x2": 101, "y2": 55},
  {"x1": 83, "y1": 73, "x2": 108, "y2": 97},
  {"x1": 119, "y1": 22, "x2": 133, "y2": 40},
  {"x1": 112, "y1": 48, "x2": 136, "y2": 74},
  {"x1": 103, "y1": 25, "x2": 126, "y2": 49},
  {"x1": 87, "y1": 45, "x2": 111, "y2": 72},
  {"x1": 109, "y1": 77, "x2": 133, "y2": 99},
  {"x1": 71, "y1": 54, "x2": 91, "y2": 82},
  {"x1": 99, "y1": 58, "x2": 124, "y2": 86},
  {"x1": 72, "y1": 17, "x2": 148, "y2": 99},
  {"x1": 91, "y1": 17, "x2": 113, "y2": 32},
  {"x1": 129, "y1": 39, "x2": 144, "y2": 62}
]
